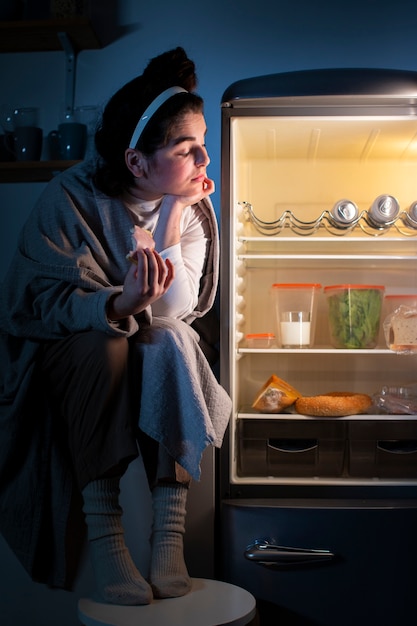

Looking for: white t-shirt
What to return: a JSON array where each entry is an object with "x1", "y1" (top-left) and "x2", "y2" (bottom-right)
[{"x1": 127, "y1": 198, "x2": 211, "y2": 320}]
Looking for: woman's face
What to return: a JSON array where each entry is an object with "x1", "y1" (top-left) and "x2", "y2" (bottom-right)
[{"x1": 132, "y1": 112, "x2": 210, "y2": 200}]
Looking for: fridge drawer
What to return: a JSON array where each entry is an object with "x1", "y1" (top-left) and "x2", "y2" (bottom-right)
[
  {"x1": 221, "y1": 498, "x2": 417, "y2": 626},
  {"x1": 349, "y1": 420, "x2": 417, "y2": 478},
  {"x1": 237, "y1": 419, "x2": 346, "y2": 477}
]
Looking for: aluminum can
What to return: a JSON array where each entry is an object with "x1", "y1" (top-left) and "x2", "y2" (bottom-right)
[
  {"x1": 330, "y1": 199, "x2": 359, "y2": 226},
  {"x1": 405, "y1": 201, "x2": 417, "y2": 228},
  {"x1": 368, "y1": 195, "x2": 400, "y2": 226}
]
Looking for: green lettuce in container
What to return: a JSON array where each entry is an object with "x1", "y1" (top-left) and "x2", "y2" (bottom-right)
[{"x1": 324, "y1": 284, "x2": 385, "y2": 349}]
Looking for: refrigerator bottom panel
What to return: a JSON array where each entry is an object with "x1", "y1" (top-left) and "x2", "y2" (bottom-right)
[{"x1": 220, "y1": 498, "x2": 417, "y2": 626}]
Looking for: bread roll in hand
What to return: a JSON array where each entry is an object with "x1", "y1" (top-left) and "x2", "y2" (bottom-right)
[{"x1": 126, "y1": 226, "x2": 155, "y2": 264}]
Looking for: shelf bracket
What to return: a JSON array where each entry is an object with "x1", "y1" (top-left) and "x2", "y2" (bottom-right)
[{"x1": 57, "y1": 31, "x2": 77, "y2": 119}]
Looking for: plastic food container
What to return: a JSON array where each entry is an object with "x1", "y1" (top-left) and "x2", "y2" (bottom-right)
[
  {"x1": 245, "y1": 333, "x2": 275, "y2": 348},
  {"x1": 324, "y1": 284, "x2": 385, "y2": 349},
  {"x1": 382, "y1": 295, "x2": 417, "y2": 353},
  {"x1": 271, "y1": 283, "x2": 322, "y2": 348},
  {"x1": 383, "y1": 294, "x2": 417, "y2": 317}
]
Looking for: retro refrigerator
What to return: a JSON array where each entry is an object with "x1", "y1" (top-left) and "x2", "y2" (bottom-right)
[{"x1": 218, "y1": 68, "x2": 417, "y2": 625}]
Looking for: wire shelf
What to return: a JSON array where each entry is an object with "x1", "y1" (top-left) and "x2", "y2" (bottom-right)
[{"x1": 240, "y1": 201, "x2": 417, "y2": 237}]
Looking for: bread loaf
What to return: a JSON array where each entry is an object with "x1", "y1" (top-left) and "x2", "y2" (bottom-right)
[
  {"x1": 295, "y1": 392, "x2": 372, "y2": 417},
  {"x1": 390, "y1": 313, "x2": 417, "y2": 350}
]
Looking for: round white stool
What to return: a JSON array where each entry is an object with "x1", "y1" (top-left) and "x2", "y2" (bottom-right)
[{"x1": 78, "y1": 577, "x2": 256, "y2": 626}]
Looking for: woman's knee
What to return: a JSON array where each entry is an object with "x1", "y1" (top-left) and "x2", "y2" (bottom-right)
[
  {"x1": 81, "y1": 332, "x2": 129, "y2": 379},
  {"x1": 42, "y1": 331, "x2": 129, "y2": 383}
]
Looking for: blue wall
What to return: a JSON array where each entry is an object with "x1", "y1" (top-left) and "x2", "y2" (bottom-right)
[
  {"x1": 1, "y1": 0, "x2": 417, "y2": 276},
  {"x1": 1, "y1": 0, "x2": 417, "y2": 623}
]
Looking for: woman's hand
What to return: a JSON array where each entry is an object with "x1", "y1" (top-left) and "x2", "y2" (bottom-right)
[
  {"x1": 152, "y1": 177, "x2": 214, "y2": 252},
  {"x1": 107, "y1": 248, "x2": 174, "y2": 320},
  {"x1": 165, "y1": 176, "x2": 215, "y2": 210}
]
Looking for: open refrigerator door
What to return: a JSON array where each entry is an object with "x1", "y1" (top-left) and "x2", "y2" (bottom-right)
[{"x1": 218, "y1": 68, "x2": 417, "y2": 625}]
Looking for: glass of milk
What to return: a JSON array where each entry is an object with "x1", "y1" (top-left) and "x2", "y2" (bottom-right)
[
  {"x1": 272, "y1": 283, "x2": 322, "y2": 348},
  {"x1": 281, "y1": 311, "x2": 311, "y2": 348}
]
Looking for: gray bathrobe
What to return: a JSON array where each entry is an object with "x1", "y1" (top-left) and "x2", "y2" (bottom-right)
[{"x1": 0, "y1": 161, "x2": 231, "y2": 590}]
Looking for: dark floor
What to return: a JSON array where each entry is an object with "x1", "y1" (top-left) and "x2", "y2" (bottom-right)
[{"x1": 255, "y1": 600, "x2": 323, "y2": 626}]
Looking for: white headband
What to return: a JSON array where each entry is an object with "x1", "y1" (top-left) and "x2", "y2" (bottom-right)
[{"x1": 128, "y1": 86, "x2": 188, "y2": 149}]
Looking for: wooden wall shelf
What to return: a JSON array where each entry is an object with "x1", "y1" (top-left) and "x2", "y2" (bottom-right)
[
  {"x1": 0, "y1": 18, "x2": 101, "y2": 52},
  {"x1": 0, "y1": 160, "x2": 80, "y2": 183}
]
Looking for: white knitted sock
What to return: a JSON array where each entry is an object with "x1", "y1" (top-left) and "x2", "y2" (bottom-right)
[
  {"x1": 82, "y1": 478, "x2": 153, "y2": 605},
  {"x1": 150, "y1": 483, "x2": 192, "y2": 598}
]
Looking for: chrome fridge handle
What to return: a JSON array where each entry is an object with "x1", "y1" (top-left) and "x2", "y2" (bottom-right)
[{"x1": 244, "y1": 539, "x2": 335, "y2": 568}]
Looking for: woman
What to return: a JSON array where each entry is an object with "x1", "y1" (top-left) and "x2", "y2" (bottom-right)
[{"x1": 0, "y1": 47, "x2": 231, "y2": 606}]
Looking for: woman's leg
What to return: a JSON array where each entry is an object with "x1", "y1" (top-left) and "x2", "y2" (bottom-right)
[
  {"x1": 136, "y1": 429, "x2": 192, "y2": 598},
  {"x1": 150, "y1": 482, "x2": 192, "y2": 598},
  {"x1": 41, "y1": 331, "x2": 152, "y2": 605},
  {"x1": 82, "y1": 476, "x2": 152, "y2": 605},
  {"x1": 41, "y1": 331, "x2": 139, "y2": 486}
]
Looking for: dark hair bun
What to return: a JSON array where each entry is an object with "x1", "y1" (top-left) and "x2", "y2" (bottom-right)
[{"x1": 142, "y1": 46, "x2": 198, "y2": 94}]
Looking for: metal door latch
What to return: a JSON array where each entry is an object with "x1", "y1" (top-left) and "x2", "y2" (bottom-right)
[{"x1": 244, "y1": 539, "x2": 335, "y2": 568}]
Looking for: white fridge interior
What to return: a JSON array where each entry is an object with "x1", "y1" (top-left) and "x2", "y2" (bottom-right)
[{"x1": 220, "y1": 73, "x2": 417, "y2": 491}]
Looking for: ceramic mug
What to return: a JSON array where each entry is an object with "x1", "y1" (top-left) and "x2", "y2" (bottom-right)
[
  {"x1": 0, "y1": 133, "x2": 15, "y2": 161},
  {"x1": 13, "y1": 106, "x2": 39, "y2": 128},
  {"x1": 14, "y1": 126, "x2": 43, "y2": 161},
  {"x1": 55, "y1": 122, "x2": 87, "y2": 160}
]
